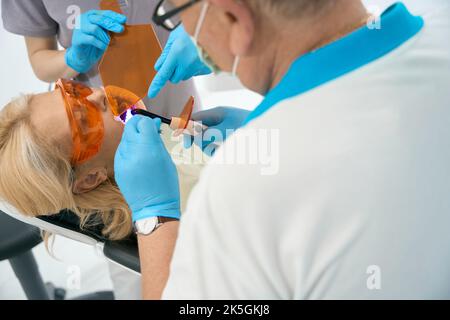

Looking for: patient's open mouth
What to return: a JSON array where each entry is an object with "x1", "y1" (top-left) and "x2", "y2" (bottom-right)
[
  {"x1": 118, "y1": 108, "x2": 134, "y2": 123},
  {"x1": 104, "y1": 85, "x2": 146, "y2": 123}
]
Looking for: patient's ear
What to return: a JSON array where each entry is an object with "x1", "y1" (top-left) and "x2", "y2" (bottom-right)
[{"x1": 72, "y1": 167, "x2": 108, "y2": 195}]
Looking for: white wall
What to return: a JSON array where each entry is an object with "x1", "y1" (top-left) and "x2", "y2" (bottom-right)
[{"x1": 363, "y1": 0, "x2": 437, "y2": 14}]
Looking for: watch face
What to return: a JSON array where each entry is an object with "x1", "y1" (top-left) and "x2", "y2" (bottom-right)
[{"x1": 135, "y1": 217, "x2": 158, "y2": 235}]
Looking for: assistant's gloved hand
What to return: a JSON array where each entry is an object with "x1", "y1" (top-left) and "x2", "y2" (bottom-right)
[
  {"x1": 184, "y1": 107, "x2": 251, "y2": 156},
  {"x1": 66, "y1": 10, "x2": 127, "y2": 73},
  {"x1": 114, "y1": 116, "x2": 181, "y2": 222},
  {"x1": 148, "y1": 24, "x2": 211, "y2": 98}
]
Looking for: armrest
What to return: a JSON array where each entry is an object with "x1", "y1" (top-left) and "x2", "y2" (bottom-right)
[
  {"x1": 1, "y1": 205, "x2": 140, "y2": 273},
  {"x1": 0, "y1": 211, "x2": 42, "y2": 261},
  {"x1": 104, "y1": 237, "x2": 140, "y2": 274},
  {"x1": 41, "y1": 211, "x2": 141, "y2": 273}
]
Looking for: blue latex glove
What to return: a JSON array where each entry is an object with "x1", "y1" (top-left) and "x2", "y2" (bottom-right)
[
  {"x1": 184, "y1": 107, "x2": 251, "y2": 156},
  {"x1": 148, "y1": 25, "x2": 211, "y2": 98},
  {"x1": 65, "y1": 10, "x2": 127, "y2": 73},
  {"x1": 114, "y1": 116, "x2": 181, "y2": 222}
]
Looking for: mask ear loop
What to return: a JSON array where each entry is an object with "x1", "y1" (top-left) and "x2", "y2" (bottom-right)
[
  {"x1": 194, "y1": 2, "x2": 240, "y2": 77},
  {"x1": 194, "y1": 2, "x2": 210, "y2": 42},
  {"x1": 231, "y1": 56, "x2": 240, "y2": 77}
]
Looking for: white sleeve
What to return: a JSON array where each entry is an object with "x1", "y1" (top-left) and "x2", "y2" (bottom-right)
[
  {"x1": 162, "y1": 149, "x2": 294, "y2": 299},
  {"x1": 161, "y1": 112, "x2": 325, "y2": 300},
  {"x1": 161, "y1": 104, "x2": 376, "y2": 300}
]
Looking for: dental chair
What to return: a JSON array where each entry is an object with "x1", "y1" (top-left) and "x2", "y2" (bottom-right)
[{"x1": 0, "y1": 205, "x2": 140, "y2": 300}]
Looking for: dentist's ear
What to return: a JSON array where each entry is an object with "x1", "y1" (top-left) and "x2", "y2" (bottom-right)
[
  {"x1": 211, "y1": 0, "x2": 255, "y2": 56},
  {"x1": 72, "y1": 167, "x2": 108, "y2": 194}
]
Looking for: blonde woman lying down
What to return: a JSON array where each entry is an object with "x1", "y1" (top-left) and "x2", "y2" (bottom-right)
[{"x1": 0, "y1": 79, "x2": 204, "y2": 241}]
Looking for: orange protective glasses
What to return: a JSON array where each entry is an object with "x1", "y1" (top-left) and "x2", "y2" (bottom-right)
[{"x1": 56, "y1": 79, "x2": 105, "y2": 166}]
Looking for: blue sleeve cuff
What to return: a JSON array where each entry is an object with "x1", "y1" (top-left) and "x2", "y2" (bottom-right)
[{"x1": 132, "y1": 207, "x2": 181, "y2": 223}]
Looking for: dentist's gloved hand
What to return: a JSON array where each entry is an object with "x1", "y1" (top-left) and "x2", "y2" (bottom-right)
[
  {"x1": 148, "y1": 25, "x2": 211, "y2": 98},
  {"x1": 184, "y1": 107, "x2": 251, "y2": 156},
  {"x1": 65, "y1": 10, "x2": 127, "y2": 73},
  {"x1": 114, "y1": 116, "x2": 181, "y2": 222}
]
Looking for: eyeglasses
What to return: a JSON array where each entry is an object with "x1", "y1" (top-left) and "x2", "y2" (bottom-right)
[
  {"x1": 153, "y1": 0, "x2": 201, "y2": 31},
  {"x1": 56, "y1": 79, "x2": 105, "y2": 166}
]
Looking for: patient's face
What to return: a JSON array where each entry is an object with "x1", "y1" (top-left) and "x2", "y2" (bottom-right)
[{"x1": 29, "y1": 87, "x2": 124, "y2": 178}]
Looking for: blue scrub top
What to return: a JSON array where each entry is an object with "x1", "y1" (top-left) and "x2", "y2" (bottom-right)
[{"x1": 244, "y1": 2, "x2": 424, "y2": 125}]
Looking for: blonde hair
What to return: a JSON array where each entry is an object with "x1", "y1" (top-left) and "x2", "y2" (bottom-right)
[{"x1": 0, "y1": 95, "x2": 132, "y2": 240}]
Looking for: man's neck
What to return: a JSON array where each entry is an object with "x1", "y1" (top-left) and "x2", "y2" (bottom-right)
[{"x1": 268, "y1": 0, "x2": 369, "y2": 91}]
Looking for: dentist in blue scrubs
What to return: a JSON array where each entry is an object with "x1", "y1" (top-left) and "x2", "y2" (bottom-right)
[{"x1": 115, "y1": 0, "x2": 450, "y2": 299}]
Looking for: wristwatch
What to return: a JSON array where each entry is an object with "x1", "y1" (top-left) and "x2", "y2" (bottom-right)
[{"x1": 134, "y1": 216, "x2": 178, "y2": 236}]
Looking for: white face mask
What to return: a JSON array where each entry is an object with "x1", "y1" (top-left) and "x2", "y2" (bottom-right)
[{"x1": 191, "y1": 1, "x2": 240, "y2": 76}]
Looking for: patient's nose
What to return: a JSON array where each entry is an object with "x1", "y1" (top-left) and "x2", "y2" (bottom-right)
[{"x1": 87, "y1": 88, "x2": 108, "y2": 112}]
